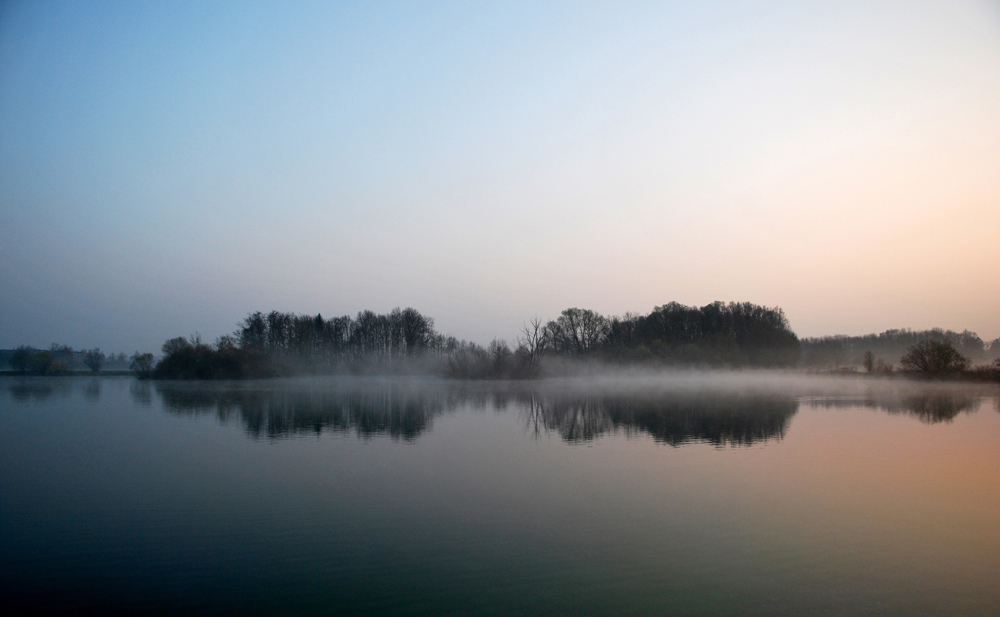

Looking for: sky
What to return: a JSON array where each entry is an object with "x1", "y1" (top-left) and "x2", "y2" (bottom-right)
[{"x1": 1, "y1": 0, "x2": 999, "y2": 352}]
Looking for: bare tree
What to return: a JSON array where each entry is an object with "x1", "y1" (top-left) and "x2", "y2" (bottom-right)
[
  {"x1": 862, "y1": 350, "x2": 874, "y2": 373},
  {"x1": 83, "y1": 348, "x2": 104, "y2": 373},
  {"x1": 518, "y1": 318, "x2": 546, "y2": 367},
  {"x1": 488, "y1": 339, "x2": 512, "y2": 376},
  {"x1": 130, "y1": 353, "x2": 155, "y2": 379},
  {"x1": 899, "y1": 340, "x2": 970, "y2": 376}
]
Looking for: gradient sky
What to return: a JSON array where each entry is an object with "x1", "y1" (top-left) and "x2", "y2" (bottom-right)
[{"x1": 2, "y1": 1, "x2": 999, "y2": 352}]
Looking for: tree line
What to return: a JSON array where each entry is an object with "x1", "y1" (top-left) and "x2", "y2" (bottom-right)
[
  {"x1": 801, "y1": 328, "x2": 999, "y2": 369},
  {"x1": 8, "y1": 302, "x2": 995, "y2": 381},
  {"x1": 143, "y1": 301, "x2": 802, "y2": 379},
  {"x1": 552, "y1": 301, "x2": 801, "y2": 366},
  {"x1": 4, "y1": 345, "x2": 130, "y2": 375},
  {"x1": 234, "y1": 307, "x2": 440, "y2": 361}
]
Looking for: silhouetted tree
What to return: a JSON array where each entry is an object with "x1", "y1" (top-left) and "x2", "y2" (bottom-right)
[
  {"x1": 863, "y1": 350, "x2": 874, "y2": 373},
  {"x1": 239, "y1": 312, "x2": 268, "y2": 350},
  {"x1": 488, "y1": 339, "x2": 512, "y2": 375},
  {"x1": 899, "y1": 340, "x2": 970, "y2": 376},
  {"x1": 10, "y1": 346, "x2": 33, "y2": 373},
  {"x1": 398, "y1": 307, "x2": 435, "y2": 354},
  {"x1": 130, "y1": 353, "x2": 155, "y2": 379},
  {"x1": 518, "y1": 318, "x2": 546, "y2": 368},
  {"x1": 544, "y1": 308, "x2": 610, "y2": 354},
  {"x1": 83, "y1": 348, "x2": 104, "y2": 373}
]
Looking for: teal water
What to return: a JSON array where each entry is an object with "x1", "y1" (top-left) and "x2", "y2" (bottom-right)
[{"x1": 2, "y1": 375, "x2": 999, "y2": 616}]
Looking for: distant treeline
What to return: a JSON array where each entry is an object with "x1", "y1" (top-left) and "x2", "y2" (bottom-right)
[
  {"x1": 236, "y1": 307, "x2": 441, "y2": 361},
  {"x1": 1, "y1": 345, "x2": 130, "y2": 375},
  {"x1": 7, "y1": 302, "x2": 998, "y2": 381},
  {"x1": 581, "y1": 301, "x2": 800, "y2": 366},
  {"x1": 143, "y1": 301, "x2": 801, "y2": 380},
  {"x1": 801, "y1": 329, "x2": 1000, "y2": 370},
  {"x1": 145, "y1": 307, "x2": 531, "y2": 380}
]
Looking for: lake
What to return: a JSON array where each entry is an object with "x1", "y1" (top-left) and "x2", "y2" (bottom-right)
[{"x1": 2, "y1": 373, "x2": 999, "y2": 616}]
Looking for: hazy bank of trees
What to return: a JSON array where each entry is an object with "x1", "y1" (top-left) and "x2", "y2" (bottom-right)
[
  {"x1": 802, "y1": 329, "x2": 1000, "y2": 382},
  {"x1": 452, "y1": 301, "x2": 801, "y2": 374},
  {"x1": 2, "y1": 345, "x2": 130, "y2": 375},
  {"x1": 579, "y1": 301, "x2": 800, "y2": 367},
  {"x1": 147, "y1": 308, "x2": 536, "y2": 380},
  {"x1": 144, "y1": 380, "x2": 800, "y2": 445},
  {"x1": 144, "y1": 301, "x2": 801, "y2": 380},
  {"x1": 137, "y1": 380, "x2": 993, "y2": 444},
  {"x1": 8, "y1": 303, "x2": 996, "y2": 382},
  {"x1": 801, "y1": 328, "x2": 999, "y2": 369},
  {"x1": 892, "y1": 339, "x2": 1000, "y2": 381}
]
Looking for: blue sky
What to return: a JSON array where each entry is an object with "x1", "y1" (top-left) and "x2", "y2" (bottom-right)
[{"x1": 2, "y1": 1, "x2": 999, "y2": 352}]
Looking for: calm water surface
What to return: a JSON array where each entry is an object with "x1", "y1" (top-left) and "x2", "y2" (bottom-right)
[{"x1": 2, "y1": 374, "x2": 999, "y2": 616}]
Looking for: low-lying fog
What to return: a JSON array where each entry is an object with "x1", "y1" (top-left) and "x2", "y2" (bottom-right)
[{"x1": 8, "y1": 370, "x2": 992, "y2": 447}]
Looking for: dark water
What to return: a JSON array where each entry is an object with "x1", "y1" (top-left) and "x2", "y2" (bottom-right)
[{"x1": 2, "y1": 374, "x2": 999, "y2": 616}]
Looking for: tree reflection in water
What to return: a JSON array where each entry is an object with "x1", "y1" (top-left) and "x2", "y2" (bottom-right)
[
  {"x1": 153, "y1": 382, "x2": 451, "y2": 441},
  {"x1": 896, "y1": 392, "x2": 977, "y2": 423},
  {"x1": 148, "y1": 380, "x2": 997, "y2": 443},
  {"x1": 149, "y1": 381, "x2": 801, "y2": 446},
  {"x1": 804, "y1": 386, "x2": 990, "y2": 424},
  {"x1": 4, "y1": 378, "x2": 73, "y2": 402},
  {"x1": 1, "y1": 375, "x2": 986, "y2": 443},
  {"x1": 82, "y1": 378, "x2": 102, "y2": 401},
  {"x1": 518, "y1": 393, "x2": 798, "y2": 446}
]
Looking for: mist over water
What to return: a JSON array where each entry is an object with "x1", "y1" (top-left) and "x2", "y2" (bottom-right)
[
  {"x1": 3, "y1": 372, "x2": 999, "y2": 615},
  {"x1": 4, "y1": 2, "x2": 999, "y2": 614},
  {"x1": 132, "y1": 371, "x2": 999, "y2": 443}
]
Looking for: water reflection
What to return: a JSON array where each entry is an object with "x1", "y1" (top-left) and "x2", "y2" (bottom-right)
[
  {"x1": 142, "y1": 380, "x2": 999, "y2": 444},
  {"x1": 153, "y1": 382, "x2": 450, "y2": 441},
  {"x1": 149, "y1": 381, "x2": 798, "y2": 446},
  {"x1": 896, "y1": 392, "x2": 977, "y2": 423},
  {"x1": 82, "y1": 379, "x2": 102, "y2": 401},
  {"x1": 4, "y1": 377, "x2": 999, "y2": 617},
  {"x1": 4, "y1": 378, "x2": 74, "y2": 402},
  {"x1": 129, "y1": 380, "x2": 152, "y2": 406},
  {"x1": 2, "y1": 376, "x2": 994, "y2": 443},
  {"x1": 805, "y1": 388, "x2": 986, "y2": 424},
  {"x1": 519, "y1": 393, "x2": 797, "y2": 446}
]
